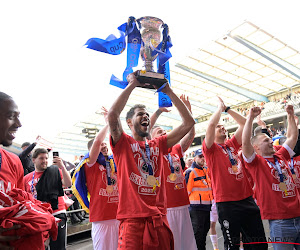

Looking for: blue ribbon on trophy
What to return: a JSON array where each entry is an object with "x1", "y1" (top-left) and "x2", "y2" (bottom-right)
[
  {"x1": 84, "y1": 16, "x2": 172, "y2": 107},
  {"x1": 156, "y1": 24, "x2": 172, "y2": 107}
]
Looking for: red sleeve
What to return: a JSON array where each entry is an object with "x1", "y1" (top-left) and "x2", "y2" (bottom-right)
[
  {"x1": 202, "y1": 138, "x2": 217, "y2": 156},
  {"x1": 275, "y1": 146, "x2": 292, "y2": 161},
  {"x1": 110, "y1": 132, "x2": 127, "y2": 154},
  {"x1": 226, "y1": 135, "x2": 241, "y2": 151},
  {"x1": 274, "y1": 145, "x2": 282, "y2": 151},
  {"x1": 244, "y1": 153, "x2": 260, "y2": 168},
  {"x1": 171, "y1": 144, "x2": 183, "y2": 158}
]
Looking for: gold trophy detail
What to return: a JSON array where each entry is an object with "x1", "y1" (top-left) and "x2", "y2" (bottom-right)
[{"x1": 136, "y1": 16, "x2": 167, "y2": 89}]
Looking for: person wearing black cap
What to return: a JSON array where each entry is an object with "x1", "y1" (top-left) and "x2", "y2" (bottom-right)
[
  {"x1": 185, "y1": 148, "x2": 212, "y2": 250},
  {"x1": 19, "y1": 141, "x2": 37, "y2": 175}
]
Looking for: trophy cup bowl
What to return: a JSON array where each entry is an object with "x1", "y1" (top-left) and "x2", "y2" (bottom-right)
[{"x1": 136, "y1": 16, "x2": 167, "y2": 89}]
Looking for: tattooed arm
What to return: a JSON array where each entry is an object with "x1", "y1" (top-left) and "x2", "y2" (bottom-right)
[{"x1": 108, "y1": 73, "x2": 139, "y2": 145}]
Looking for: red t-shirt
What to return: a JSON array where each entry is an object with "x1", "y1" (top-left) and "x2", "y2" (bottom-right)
[
  {"x1": 202, "y1": 136, "x2": 253, "y2": 203},
  {"x1": 0, "y1": 148, "x2": 24, "y2": 193},
  {"x1": 24, "y1": 170, "x2": 66, "y2": 214},
  {"x1": 243, "y1": 145, "x2": 300, "y2": 220},
  {"x1": 164, "y1": 144, "x2": 190, "y2": 208},
  {"x1": 288, "y1": 155, "x2": 300, "y2": 194},
  {"x1": 110, "y1": 132, "x2": 168, "y2": 220},
  {"x1": 274, "y1": 145, "x2": 282, "y2": 152},
  {"x1": 84, "y1": 161, "x2": 118, "y2": 222},
  {"x1": 0, "y1": 188, "x2": 57, "y2": 250}
]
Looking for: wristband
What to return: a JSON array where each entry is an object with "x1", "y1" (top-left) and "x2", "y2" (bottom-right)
[{"x1": 225, "y1": 106, "x2": 231, "y2": 112}]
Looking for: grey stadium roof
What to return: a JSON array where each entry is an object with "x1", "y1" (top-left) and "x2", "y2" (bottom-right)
[{"x1": 52, "y1": 20, "x2": 300, "y2": 156}]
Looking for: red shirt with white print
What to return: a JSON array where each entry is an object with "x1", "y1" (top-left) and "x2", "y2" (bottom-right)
[
  {"x1": 0, "y1": 147, "x2": 24, "y2": 193},
  {"x1": 84, "y1": 161, "x2": 118, "y2": 222},
  {"x1": 243, "y1": 145, "x2": 300, "y2": 220},
  {"x1": 24, "y1": 169, "x2": 66, "y2": 215},
  {"x1": 202, "y1": 136, "x2": 253, "y2": 203},
  {"x1": 110, "y1": 132, "x2": 168, "y2": 220},
  {"x1": 164, "y1": 144, "x2": 190, "y2": 208},
  {"x1": 0, "y1": 188, "x2": 57, "y2": 250}
]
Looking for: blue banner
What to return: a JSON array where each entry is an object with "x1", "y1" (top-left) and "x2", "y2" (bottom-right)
[
  {"x1": 85, "y1": 32, "x2": 126, "y2": 55},
  {"x1": 157, "y1": 24, "x2": 173, "y2": 108},
  {"x1": 108, "y1": 17, "x2": 141, "y2": 88},
  {"x1": 85, "y1": 18, "x2": 173, "y2": 107},
  {"x1": 122, "y1": 18, "x2": 141, "y2": 81}
]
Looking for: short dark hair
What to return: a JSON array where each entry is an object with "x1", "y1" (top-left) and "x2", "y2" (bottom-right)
[
  {"x1": 87, "y1": 139, "x2": 94, "y2": 151},
  {"x1": 0, "y1": 92, "x2": 12, "y2": 109},
  {"x1": 32, "y1": 148, "x2": 48, "y2": 159},
  {"x1": 21, "y1": 142, "x2": 30, "y2": 148},
  {"x1": 150, "y1": 125, "x2": 160, "y2": 136},
  {"x1": 126, "y1": 104, "x2": 146, "y2": 121}
]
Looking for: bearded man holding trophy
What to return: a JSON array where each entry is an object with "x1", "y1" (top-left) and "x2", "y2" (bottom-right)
[{"x1": 84, "y1": 16, "x2": 196, "y2": 250}]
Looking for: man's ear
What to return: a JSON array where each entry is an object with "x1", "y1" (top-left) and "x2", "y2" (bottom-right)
[
  {"x1": 127, "y1": 118, "x2": 132, "y2": 129},
  {"x1": 253, "y1": 144, "x2": 259, "y2": 153}
]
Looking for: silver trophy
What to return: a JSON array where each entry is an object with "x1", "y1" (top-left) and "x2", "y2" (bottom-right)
[{"x1": 136, "y1": 16, "x2": 167, "y2": 89}]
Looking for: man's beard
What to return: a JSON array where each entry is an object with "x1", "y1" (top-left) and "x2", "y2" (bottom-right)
[
  {"x1": 219, "y1": 134, "x2": 227, "y2": 140},
  {"x1": 134, "y1": 123, "x2": 149, "y2": 138}
]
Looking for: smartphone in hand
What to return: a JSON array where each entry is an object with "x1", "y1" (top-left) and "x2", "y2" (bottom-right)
[{"x1": 53, "y1": 151, "x2": 59, "y2": 157}]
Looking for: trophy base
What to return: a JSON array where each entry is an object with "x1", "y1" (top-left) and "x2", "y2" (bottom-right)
[{"x1": 136, "y1": 71, "x2": 167, "y2": 89}]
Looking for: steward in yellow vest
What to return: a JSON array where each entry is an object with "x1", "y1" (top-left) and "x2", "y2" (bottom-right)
[{"x1": 184, "y1": 149, "x2": 213, "y2": 249}]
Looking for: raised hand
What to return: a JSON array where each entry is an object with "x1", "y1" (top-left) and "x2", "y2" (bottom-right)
[
  {"x1": 101, "y1": 106, "x2": 108, "y2": 124},
  {"x1": 285, "y1": 104, "x2": 294, "y2": 115},
  {"x1": 159, "y1": 107, "x2": 171, "y2": 113},
  {"x1": 35, "y1": 135, "x2": 41, "y2": 143},
  {"x1": 256, "y1": 114, "x2": 266, "y2": 128},
  {"x1": 180, "y1": 94, "x2": 192, "y2": 112},
  {"x1": 126, "y1": 72, "x2": 140, "y2": 87},
  {"x1": 53, "y1": 156, "x2": 64, "y2": 169},
  {"x1": 249, "y1": 107, "x2": 261, "y2": 119},
  {"x1": 217, "y1": 96, "x2": 226, "y2": 112}
]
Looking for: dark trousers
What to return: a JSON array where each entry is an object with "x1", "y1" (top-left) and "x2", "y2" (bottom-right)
[
  {"x1": 189, "y1": 209, "x2": 211, "y2": 250},
  {"x1": 217, "y1": 196, "x2": 268, "y2": 250},
  {"x1": 50, "y1": 213, "x2": 67, "y2": 250}
]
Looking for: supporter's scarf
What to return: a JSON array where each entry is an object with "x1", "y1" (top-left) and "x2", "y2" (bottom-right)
[
  {"x1": 71, "y1": 153, "x2": 116, "y2": 213},
  {"x1": 72, "y1": 154, "x2": 90, "y2": 213}
]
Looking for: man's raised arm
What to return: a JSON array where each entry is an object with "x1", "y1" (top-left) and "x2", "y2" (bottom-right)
[
  {"x1": 149, "y1": 107, "x2": 170, "y2": 132},
  {"x1": 226, "y1": 106, "x2": 246, "y2": 145},
  {"x1": 242, "y1": 107, "x2": 261, "y2": 159},
  {"x1": 179, "y1": 95, "x2": 195, "y2": 152},
  {"x1": 107, "y1": 73, "x2": 139, "y2": 145},
  {"x1": 162, "y1": 85, "x2": 195, "y2": 149},
  {"x1": 89, "y1": 107, "x2": 109, "y2": 165},
  {"x1": 284, "y1": 105, "x2": 298, "y2": 150},
  {"x1": 205, "y1": 97, "x2": 225, "y2": 149}
]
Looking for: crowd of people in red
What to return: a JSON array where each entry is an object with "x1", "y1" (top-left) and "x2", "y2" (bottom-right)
[{"x1": 1, "y1": 74, "x2": 300, "y2": 250}]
